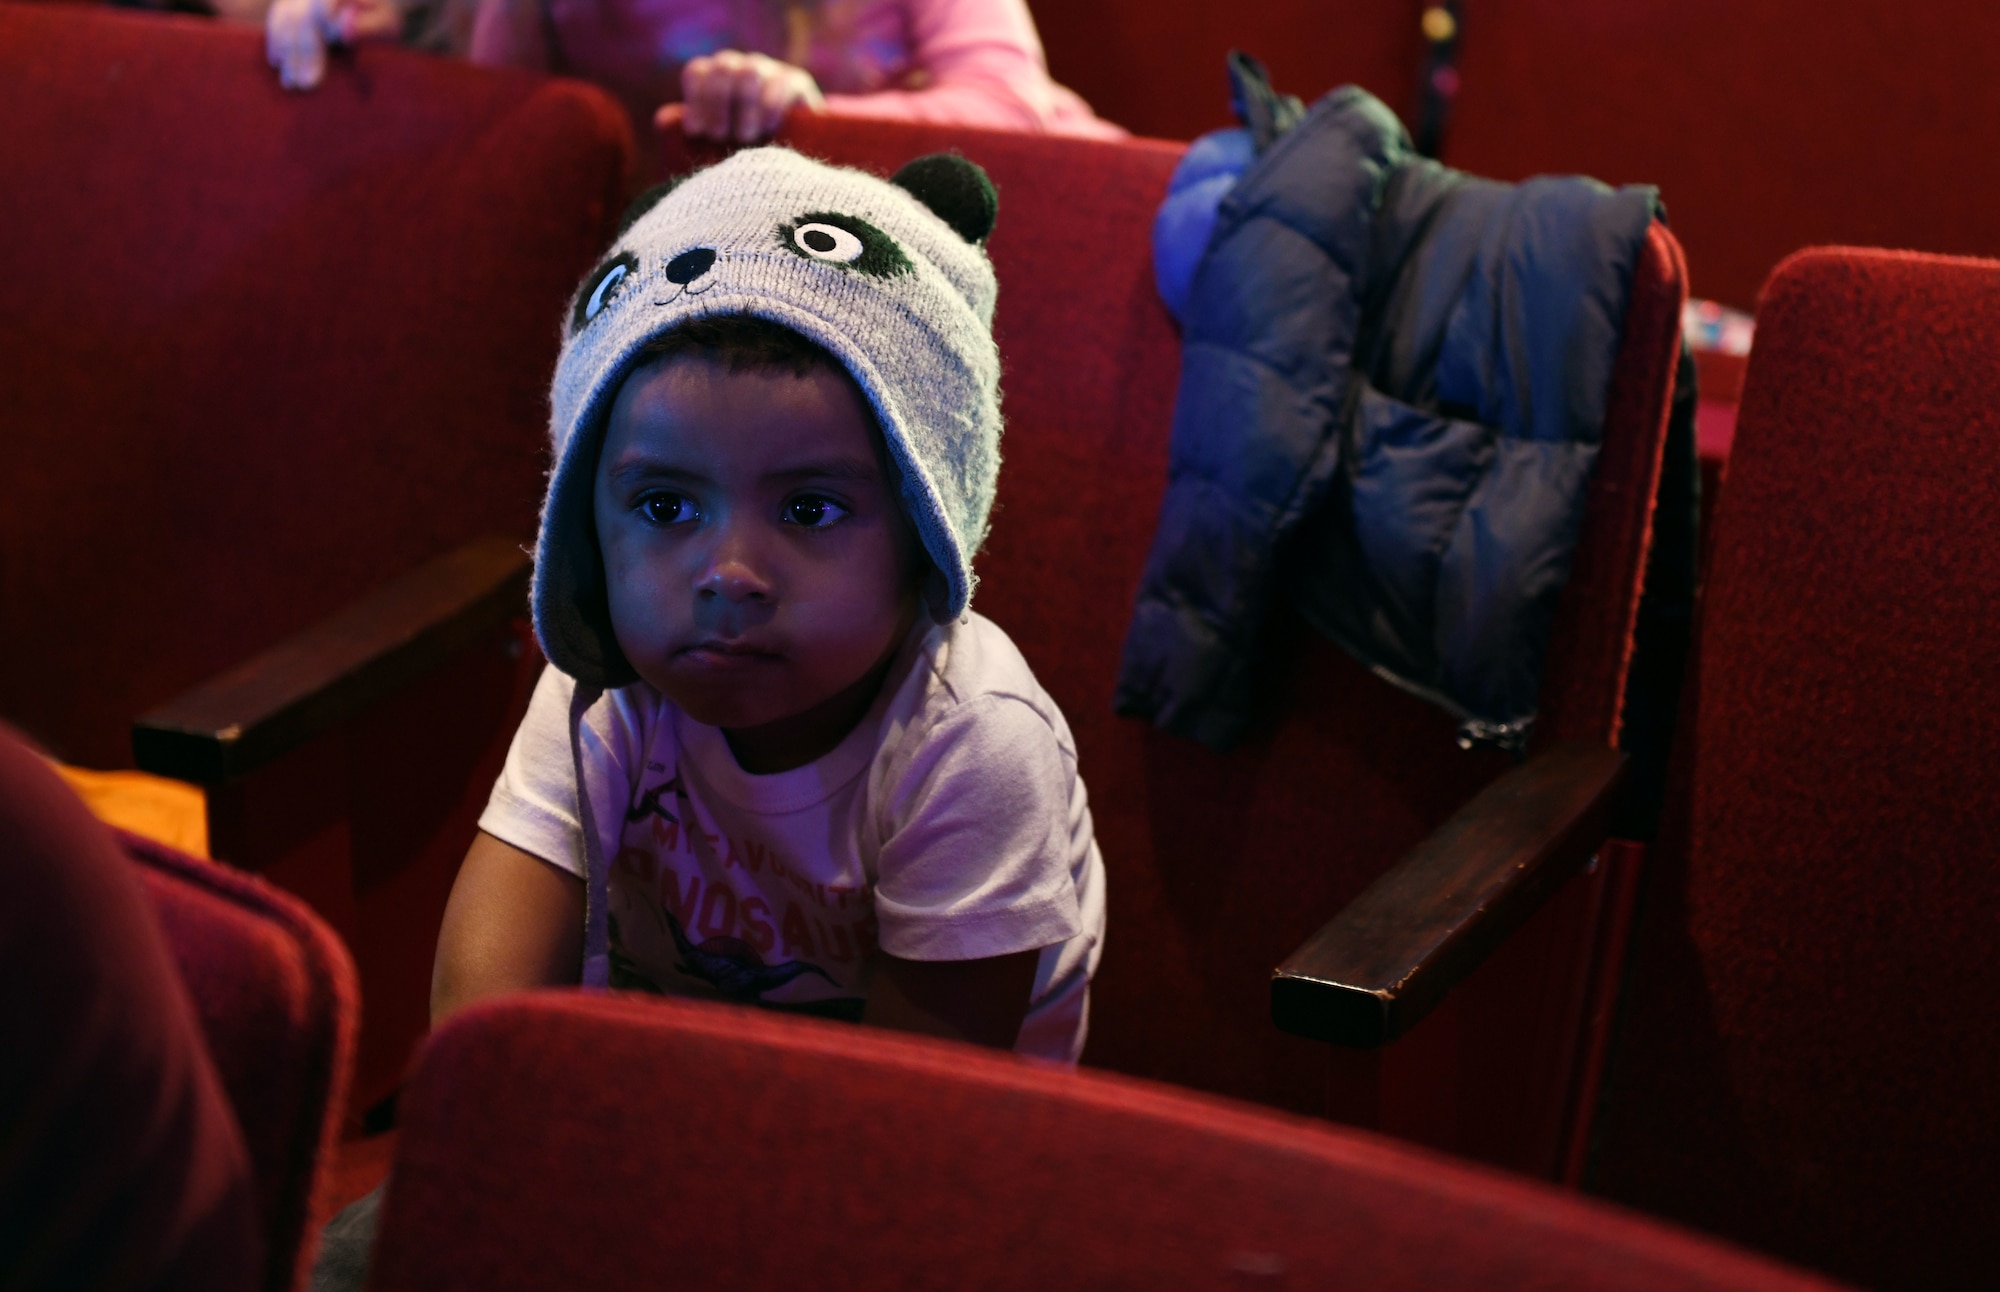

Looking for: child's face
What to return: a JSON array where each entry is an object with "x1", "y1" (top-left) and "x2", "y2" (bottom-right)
[{"x1": 593, "y1": 352, "x2": 922, "y2": 768}]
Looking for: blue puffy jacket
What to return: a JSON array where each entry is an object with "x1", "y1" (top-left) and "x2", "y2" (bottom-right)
[{"x1": 1116, "y1": 84, "x2": 1659, "y2": 752}]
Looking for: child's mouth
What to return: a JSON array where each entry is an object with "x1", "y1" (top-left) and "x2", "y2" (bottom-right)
[{"x1": 678, "y1": 640, "x2": 781, "y2": 671}]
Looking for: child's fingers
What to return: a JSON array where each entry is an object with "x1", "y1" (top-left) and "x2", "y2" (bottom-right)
[
  {"x1": 755, "y1": 74, "x2": 793, "y2": 139},
  {"x1": 335, "y1": 0, "x2": 403, "y2": 43},
  {"x1": 756, "y1": 66, "x2": 819, "y2": 138},
  {"x1": 731, "y1": 60, "x2": 770, "y2": 143},
  {"x1": 265, "y1": 0, "x2": 328, "y2": 91},
  {"x1": 678, "y1": 56, "x2": 701, "y2": 136},
  {"x1": 680, "y1": 51, "x2": 815, "y2": 143},
  {"x1": 681, "y1": 51, "x2": 746, "y2": 140}
]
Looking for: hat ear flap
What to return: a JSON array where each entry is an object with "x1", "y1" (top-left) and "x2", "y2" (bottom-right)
[{"x1": 890, "y1": 154, "x2": 998, "y2": 244}]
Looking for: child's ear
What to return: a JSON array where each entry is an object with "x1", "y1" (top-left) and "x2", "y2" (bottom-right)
[
  {"x1": 918, "y1": 564, "x2": 953, "y2": 622},
  {"x1": 890, "y1": 154, "x2": 998, "y2": 245}
]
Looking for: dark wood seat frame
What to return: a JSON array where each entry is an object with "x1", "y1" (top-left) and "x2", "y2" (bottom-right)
[{"x1": 135, "y1": 536, "x2": 1627, "y2": 1054}]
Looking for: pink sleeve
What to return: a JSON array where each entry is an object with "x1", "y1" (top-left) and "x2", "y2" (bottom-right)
[{"x1": 817, "y1": 0, "x2": 1127, "y2": 139}]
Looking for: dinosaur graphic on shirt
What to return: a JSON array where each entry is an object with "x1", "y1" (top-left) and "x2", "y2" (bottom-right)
[{"x1": 660, "y1": 905, "x2": 838, "y2": 999}]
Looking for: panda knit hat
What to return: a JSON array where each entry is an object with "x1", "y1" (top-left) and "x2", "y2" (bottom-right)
[{"x1": 537, "y1": 147, "x2": 1003, "y2": 689}]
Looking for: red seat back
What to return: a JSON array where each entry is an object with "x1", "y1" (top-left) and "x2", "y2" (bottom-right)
[
  {"x1": 1591, "y1": 249, "x2": 2000, "y2": 1289},
  {"x1": 1035, "y1": 0, "x2": 1421, "y2": 142},
  {"x1": 1038, "y1": 3, "x2": 2000, "y2": 310},
  {"x1": 658, "y1": 116, "x2": 1685, "y2": 1178},
  {"x1": 371, "y1": 994, "x2": 1842, "y2": 1292},
  {"x1": 0, "y1": 4, "x2": 630, "y2": 770},
  {"x1": 125, "y1": 830, "x2": 360, "y2": 1292},
  {"x1": 1445, "y1": 2, "x2": 2000, "y2": 308}
]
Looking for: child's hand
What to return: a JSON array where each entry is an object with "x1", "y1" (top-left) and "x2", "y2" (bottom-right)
[
  {"x1": 265, "y1": 0, "x2": 402, "y2": 91},
  {"x1": 673, "y1": 50, "x2": 825, "y2": 144},
  {"x1": 333, "y1": 0, "x2": 404, "y2": 42}
]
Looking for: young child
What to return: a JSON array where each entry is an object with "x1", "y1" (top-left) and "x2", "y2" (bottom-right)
[
  {"x1": 431, "y1": 146, "x2": 1106, "y2": 1062},
  {"x1": 265, "y1": 0, "x2": 1125, "y2": 147}
]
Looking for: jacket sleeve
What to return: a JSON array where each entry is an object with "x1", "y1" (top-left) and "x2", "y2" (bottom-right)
[{"x1": 1114, "y1": 86, "x2": 1412, "y2": 748}]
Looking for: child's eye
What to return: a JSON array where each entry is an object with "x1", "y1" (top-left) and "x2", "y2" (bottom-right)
[
  {"x1": 638, "y1": 492, "x2": 696, "y2": 526},
  {"x1": 783, "y1": 495, "x2": 850, "y2": 529}
]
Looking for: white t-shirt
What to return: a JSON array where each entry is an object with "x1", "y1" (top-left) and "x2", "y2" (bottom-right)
[{"x1": 478, "y1": 611, "x2": 1106, "y2": 1063}]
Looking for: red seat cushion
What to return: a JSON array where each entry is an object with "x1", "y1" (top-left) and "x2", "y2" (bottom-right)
[
  {"x1": 372, "y1": 993, "x2": 1843, "y2": 1292},
  {"x1": 1593, "y1": 248, "x2": 2000, "y2": 1289}
]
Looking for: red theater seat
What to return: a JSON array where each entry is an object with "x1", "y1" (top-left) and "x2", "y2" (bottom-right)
[
  {"x1": 369, "y1": 993, "x2": 1845, "y2": 1292},
  {"x1": 657, "y1": 113, "x2": 1685, "y2": 1180},
  {"x1": 125, "y1": 829, "x2": 359, "y2": 1292},
  {"x1": 0, "y1": 725, "x2": 357, "y2": 1292},
  {"x1": 0, "y1": 3, "x2": 631, "y2": 1123},
  {"x1": 1588, "y1": 249, "x2": 2000, "y2": 1290}
]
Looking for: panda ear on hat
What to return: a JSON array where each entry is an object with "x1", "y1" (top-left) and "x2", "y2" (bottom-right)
[
  {"x1": 891, "y1": 154, "x2": 998, "y2": 244},
  {"x1": 615, "y1": 175, "x2": 687, "y2": 236}
]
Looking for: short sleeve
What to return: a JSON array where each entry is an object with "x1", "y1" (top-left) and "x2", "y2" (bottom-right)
[
  {"x1": 873, "y1": 694, "x2": 1083, "y2": 960},
  {"x1": 478, "y1": 666, "x2": 640, "y2": 879}
]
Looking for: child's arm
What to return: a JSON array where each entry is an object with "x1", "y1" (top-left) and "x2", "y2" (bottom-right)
[
  {"x1": 863, "y1": 948, "x2": 1040, "y2": 1049},
  {"x1": 431, "y1": 830, "x2": 583, "y2": 1026}
]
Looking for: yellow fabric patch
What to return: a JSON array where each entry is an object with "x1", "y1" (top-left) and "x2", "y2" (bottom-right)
[{"x1": 52, "y1": 763, "x2": 209, "y2": 858}]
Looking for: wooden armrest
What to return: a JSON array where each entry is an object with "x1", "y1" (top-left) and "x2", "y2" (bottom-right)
[
  {"x1": 1271, "y1": 742, "x2": 1626, "y2": 1048},
  {"x1": 133, "y1": 537, "x2": 532, "y2": 783}
]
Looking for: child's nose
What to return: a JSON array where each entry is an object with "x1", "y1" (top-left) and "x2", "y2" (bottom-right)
[
  {"x1": 696, "y1": 560, "x2": 770, "y2": 602},
  {"x1": 694, "y1": 528, "x2": 773, "y2": 603}
]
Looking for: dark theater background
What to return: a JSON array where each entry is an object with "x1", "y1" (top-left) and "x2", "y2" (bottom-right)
[{"x1": 3, "y1": 2, "x2": 1995, "y2": 1289}]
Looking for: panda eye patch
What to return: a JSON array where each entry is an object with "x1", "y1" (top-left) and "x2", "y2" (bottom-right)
[
  {"x1": 572, "y1": 251, "x2": 639, "y2": 331},
  {"x1": 586, "y1": 264, "x2": 629, "y2": 314},
  {"x1": 777, "y1": 212, "x2": 911, "y2": 278},
  {"x1": 793, "y1": 222, "x2": 864, "y2": 263}
]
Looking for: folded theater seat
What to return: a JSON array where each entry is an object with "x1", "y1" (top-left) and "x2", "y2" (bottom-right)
[
  {"x1": 0, "y1": 2, "x2": 631, "y2": 1127},
  {"x1": 1586, "y1": 249, "x2": 2000, "y2": 1292},
  {"x1": 656, "y1": 105, "x2": 1685, "y2": 1181},
  {"x1": 0, "y1": 726, "x2": 358, "y2": 1292},
  {"x1": 368, "y1": 993, "x2": 1848, "y2": 1291}
]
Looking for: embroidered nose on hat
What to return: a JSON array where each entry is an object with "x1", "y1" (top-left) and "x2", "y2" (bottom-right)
[{"x1": 665, "y1": 247, "x2": 715, "y2": 284}]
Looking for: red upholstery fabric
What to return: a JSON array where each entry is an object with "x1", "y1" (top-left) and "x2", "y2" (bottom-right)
[
  {"x1": 0, "y1": 3, "x2": 630, "y2": 770},
  {"x1": 123, "y1": 827, "x2": 360, "y2": 1292},
  {"x1": 1591, "y1": 249, "x2": 2000, "y2": 1289},
  {"x1": 370, "y1": 994, "x2": 1844, "y2": 1291},
  {"x1": 1446, "y1": 2, "x2": 2000, "y2": 309},
  {"x1": 1048, "y1": 2, "x2": 2000, "y2": 308},
  {"x1": 1035, "y1": 0, "x2": 1420, "y2": 141},
  {"x1": 0, "y1": 725, "x2": 260, "y2": 1290},
  {"x1": 656, "y1": 118, "x2": 1684, "y2": 1176}
]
